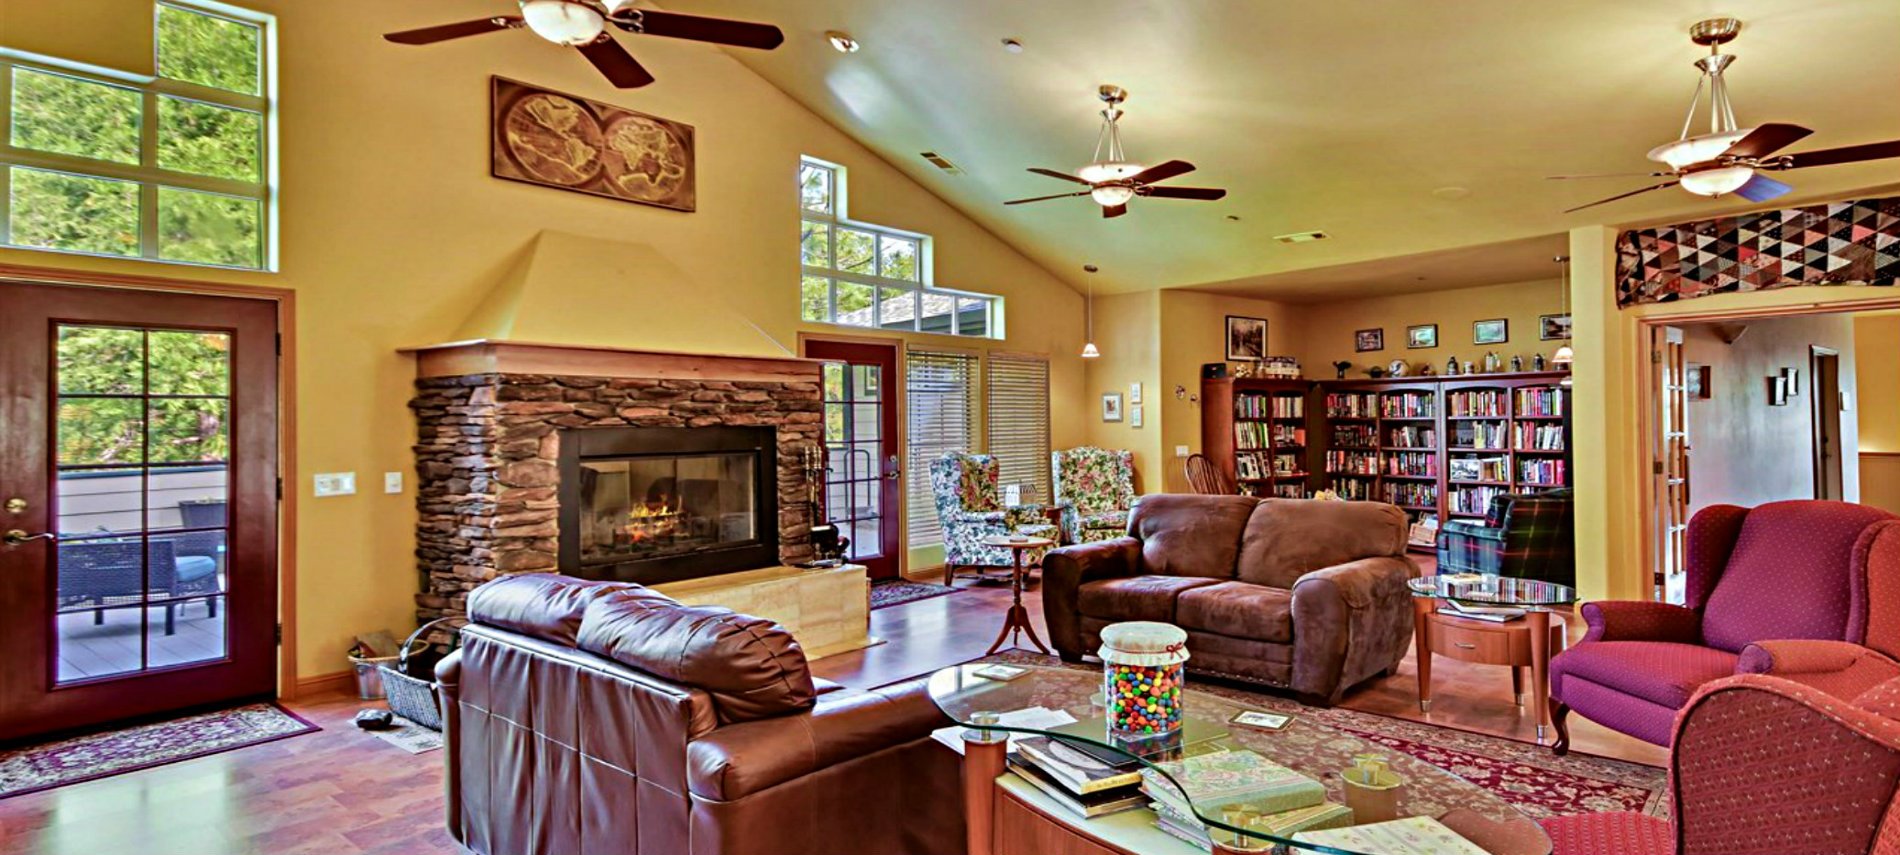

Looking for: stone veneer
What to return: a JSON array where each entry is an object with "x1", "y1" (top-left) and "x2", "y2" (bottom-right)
[{"x1": 406, "y1": 343, "x2": 823, "y2": 623}]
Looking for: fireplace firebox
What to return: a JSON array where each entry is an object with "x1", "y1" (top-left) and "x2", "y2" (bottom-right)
[{"x1": 557, "y1": 426, "x2": 779, "y2": 584}]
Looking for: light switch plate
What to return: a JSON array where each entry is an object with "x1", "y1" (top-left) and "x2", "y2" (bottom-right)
[
  {"x1": 314, "y1": 472, "x2": 356, "y2": 497},
  {"x1": 384, "y1": 472, "x2": 403, "y2": 494},
  {"x1": 1175, "y1": 445, "x2": 1191, "y2": 458}
]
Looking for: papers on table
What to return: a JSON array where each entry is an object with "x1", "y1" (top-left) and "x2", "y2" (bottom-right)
[{"x1": 930, "y1": 706, "x2": 1078, "y2": 756}]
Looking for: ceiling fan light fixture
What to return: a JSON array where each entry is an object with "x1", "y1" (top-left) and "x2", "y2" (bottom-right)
[
  {"x1": 1679, "y1": 165, "x2": 1755, "y2": 197},
  {"x1": 1090, "y1": 185, "x2": 1136, "y2": 206},
  {"x1": 519, "y1": 0, "x2": 606, "y2": 45},
  {"x1": 1077, "y1": 161, "x2": 1141, "y2": 184},
  {"x1": 1647, "y1": 128, "x2": 1754, "y2": 170}
]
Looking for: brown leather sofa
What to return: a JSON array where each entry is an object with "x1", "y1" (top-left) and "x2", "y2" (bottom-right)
[
  {"x1": 1042, "y1": 494, "x2": 1419, "y2": 705},
  {"x1": 437, "y1": 573, "x2": 964, "y2": 855}
]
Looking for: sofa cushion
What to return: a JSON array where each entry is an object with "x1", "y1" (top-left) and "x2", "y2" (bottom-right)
[
  {"x1": 1077, "y1": 575, "x2": 1222, "y2": 623},
  {"x1": 467, "y1": 573, "x2": 659, "y2": 646},
  {"x1": 1236, "y1": 499, "x2": 1409, "y2": 590},
  {"x1": 1702, "y1": 501, "x2": 1896, "y2": 653},
  {"x1": 576, "y1": 589, "x2": 815, "y2": 724},
  {"x1": 1551, "y1": 641, "x2": 1738, "y2": 710},
  {"x1": 1175, "y1": 581, "x2": 1294, "y2": 643},
  {"x1": 1128, "y1": 494, "x2": 1259, "y2": 579}
]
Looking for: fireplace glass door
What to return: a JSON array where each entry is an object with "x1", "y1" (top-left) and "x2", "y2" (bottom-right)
[{"x1": 577, "y1": 453, "x2": 758, "y2": 563}]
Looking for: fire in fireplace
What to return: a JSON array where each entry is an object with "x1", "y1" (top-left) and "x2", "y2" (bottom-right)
[{"x1": 557, "y1": 426, "x2": 779, "y2": 584}]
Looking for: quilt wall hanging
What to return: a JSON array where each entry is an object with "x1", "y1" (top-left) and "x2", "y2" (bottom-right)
[{"x1": 1616, "y1": 195, "x2": 1900, "y2": 307}]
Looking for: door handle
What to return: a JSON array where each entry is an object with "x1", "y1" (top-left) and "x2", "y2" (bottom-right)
[{"x1": 3, "y1": 530, "x2": 56, "y2": 546}]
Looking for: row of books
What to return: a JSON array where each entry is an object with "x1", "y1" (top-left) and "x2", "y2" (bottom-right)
[
  {"x1": 1384, "y1": 452, "x2": 1437, "y2": 477},
  {"x1": 1332, "y1": 424, "x2": 1376, "y2": 448},
  {"x1": 1270, "y1": 424, "x2": 1307, "y2": 447},
  {"x1": 1325, "y1": 393, "x2": 1377, "y2": 418},
  {"x1": 1387, "y1": 426, "x2": 1437, "y2": 448},
  {"x1": 1234, "y1": 423, "x2": 1272, "y2": 450},
  {"x1": 1451, "y1": 422, "x2": 1507, "y2": 450},
  {"x1": 1380, "y1": 392, "x2": 1435, "y2": 419},
  {"x1": 1329, "y1": 476, "x2": 1373, "y2": 500},
  {"x1": 1514, "y1": 423, "x2": 1565, "y2": 451},
  {"x1": 1515, "y1": 386, "x2": 1566, "y2": 417},
  {"x1": 1449, "y1": 456, "x2": 1509, "y2": 482},
  {"x1": 1451, "y1": 485, "x2": 1507, "y2": 515},
  {"x1": 1325, "y1": 451, "x2": 1379, "y2": 475},
  {"x1": 1520, "y1": 459, "x2": 1567, "y2": 486},
  {"x1": 1235, "y1": 452, "x2": 1304, "y2": 480},
  {"x1": 1271, "y1": 483, "x2": 1308, "y2": 499},
  {"x1": 1235, "y1": 394, "x2": 1305, "y2": 419},
  {"x1": 1384, "y1": 482, "x2": 1437, "y2": 508},
  {"x1": 1446, "y1": 389, "x2": 1507, "y2": 417},
  {"x1": 1006, "y1": 736, "x2": 1148, "y2": 819}
]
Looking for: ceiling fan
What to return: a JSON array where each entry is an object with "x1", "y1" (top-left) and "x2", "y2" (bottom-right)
[
  {"x1": 1554, "y1": 18, "x2": 1900, "y2": 214},
  {"x1": 1007, "y1": 86, "x2": 1228, "y2": 219},
  {"x1": 384, "y1": 1, "x2": 784, "y2": 89}
]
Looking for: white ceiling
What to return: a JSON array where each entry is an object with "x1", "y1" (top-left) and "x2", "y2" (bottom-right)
[{"x1": 661, "y1": 0, "x2": 1900, "y2": 299}]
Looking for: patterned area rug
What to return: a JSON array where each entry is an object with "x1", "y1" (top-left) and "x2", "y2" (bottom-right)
[
  {"x1": 870, "y1": 578, "x2": 959, "y2": 610},
  {"x1": 0, "y1": 703, "x2": 319, "y2": 799},
  {"x1": 984, "y1": 650, "x2": 1668, "y2": 820}
]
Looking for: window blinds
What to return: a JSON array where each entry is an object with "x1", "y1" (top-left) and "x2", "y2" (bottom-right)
[
  {"x1": 905, "y1": 350, "x2": 977, "y2": 547},
  {"x1": 986, "y1": 353, "x2": 1053, "y2": 505}
]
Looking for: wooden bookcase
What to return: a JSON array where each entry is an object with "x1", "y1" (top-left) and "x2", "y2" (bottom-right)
[{"x1": 1200, "y1": 377, "x2": 1315, "y2": 499}]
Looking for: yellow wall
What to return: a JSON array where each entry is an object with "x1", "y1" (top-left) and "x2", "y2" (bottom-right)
[
  {"x1": 1, "y1": 0, "x2": 1086, "y2": 680},
  {"x1": 1855, "y1": 314, "x2": 1900, "y2": 514},
  {"x1": 1082, "y1": 292, "x2": 1164, "y2": 492},
  {"x1": 1296, "y1": 280, "x2": 1566, "y2": 378}
]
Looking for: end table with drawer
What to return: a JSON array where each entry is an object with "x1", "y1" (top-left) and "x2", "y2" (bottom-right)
[{"x1": 1408, "y1": 574, "x2": 1578, "y2": 743}]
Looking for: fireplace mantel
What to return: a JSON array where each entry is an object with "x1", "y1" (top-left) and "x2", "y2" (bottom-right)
[{"x1": 402, "y1": 339, "x2": 821, "y2": 383}]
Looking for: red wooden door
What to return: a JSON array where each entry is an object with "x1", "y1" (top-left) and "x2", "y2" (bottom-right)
[
  {"x1": 0, "y1": 281, "x2": 279, "y2": 741},
  {"x1": 801, "y1": 340, "x2": 901, "y2": 580}
]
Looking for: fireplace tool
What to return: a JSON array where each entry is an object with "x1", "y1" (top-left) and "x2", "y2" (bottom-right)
[{"x1": 803, "y1": 445, "x2": 847, "y2": 567}]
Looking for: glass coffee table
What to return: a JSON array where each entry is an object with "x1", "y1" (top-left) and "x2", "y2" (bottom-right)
[
  {"x1": 1407, "y1": 574, "x2": 1579, "y2": 743},
  {"x1": 928, "y1": 663, "x2": 1551, "y2": 855}
]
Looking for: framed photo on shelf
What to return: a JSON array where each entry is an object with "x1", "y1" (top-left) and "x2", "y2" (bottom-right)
[
  {"x1": 1540, "y1": 313, "x2": 1573, "y2": 341},
  {"x1": 1355, "y1": 328, "x2": 1385, "y2": 352},
  {"x1": 1473, "y1": 318, "x2": 1508, "y2": 345},
  {"x1": 1226, "y1": 315, "x2": 1268, "y2": 361},
  {"x1": 1102, "y1": 392, "x2": 1124, "y2": 422},
  {"x1": 1407, "y1": 324, "x2": 1438, "y2": 349}
]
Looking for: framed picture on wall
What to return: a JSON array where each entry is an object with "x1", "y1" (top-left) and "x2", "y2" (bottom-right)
[
  {"x1": 1540, "y1": 314, "x2": 1573, "y2": 340},
  {"x1": 1102, "y1": 392, "x2": 1124, "y2": 422},
  {"x1": 1355, "y1": 328, "x2": 1385, "y2": 352},
  {"x1": 1686, "y1": 363, "x2": 1711, "y2": 399},
  {"x1": 1226, "y1": 316, "x2": 1268, "y2": 361},
  {"x1": 1407, "y1": 324, "x2": 1438, "y2": 349},
  {"x1": 1473, "y1": 318, "x2": 1509, "y2": 345}
]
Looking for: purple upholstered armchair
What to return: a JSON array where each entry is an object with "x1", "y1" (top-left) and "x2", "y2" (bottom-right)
[{"x1": 1550, "y1": 500, "x2": 1900, "y2": 754}]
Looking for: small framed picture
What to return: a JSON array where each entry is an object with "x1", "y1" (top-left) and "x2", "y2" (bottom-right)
[
  {"x1": 974, "y1": 664, "x2": 1030, "y2": 682},
  {"x1": 1229, "y1": 710, "x2": 1293, "y2": 732},
  {"x1": 1686, "y1": 363, "x2": 1711, "y2": 399},
  {"x1": 1131, "y1": 405, "x2": 1144, "y2": 428},
  {"x1": 1473, "y1": 318, "x2": 1509, "y2": 345},
  {"x1": 1226, "y1": 315, "x2": 1268, "y2": 361},
  {"x1": 1102, "y1": 392, "x2": 1124, "y2": 422},
  {"x1": 1407, "y1": 324, "x2": 1438, "y2": 349},
  {"x1": 1769, "y1": 376, "x2": 1790, "y2": 406},
  {"x1": 1781, "y1": 367, "x2": 1801, "y2": 396},
  {"x1": 1129, "y1": 382, "x2": 1143, "y2": 405},
  {"x1": 1355, "y1": 328, "x2": 1385, "y2": 353},
  {"x1": 1540, "y1": 314, "x2": 1573, "y2": 341}
]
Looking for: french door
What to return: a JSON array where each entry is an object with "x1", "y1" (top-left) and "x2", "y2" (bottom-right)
[
  {"x1": 1650, "y1": 325, "x2": 1690, "y2": 604},
  {"x1": 0, "y1": 281, "x2": 279, "y2": 741},
  {"x1": 802, "y1": 340, "x2": 901, "y2": 580}
]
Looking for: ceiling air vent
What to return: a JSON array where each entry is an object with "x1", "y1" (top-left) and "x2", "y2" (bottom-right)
[
  {"x1": 919, "y1": 151, "x2": 964, "y2": 175},
  {"x1": 1273, "y1": 230, "x2": 1330, "y2": 244}
]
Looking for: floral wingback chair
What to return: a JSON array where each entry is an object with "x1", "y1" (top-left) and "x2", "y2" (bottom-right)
[
  {"x1": 1050, "y1": 447, "x2": 1136, "y2": 544},
  {"x1": 928, "y1": 452, "x2": 1059, "y2": 585}
]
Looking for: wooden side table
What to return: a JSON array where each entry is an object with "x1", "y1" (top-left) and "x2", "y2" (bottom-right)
[
  {"x1": 979, "y1": 535, "x2": 1053, "y2": 655},
  {"x1": 1412, "y1": 599, "x2": 1567, "y2": 741}
]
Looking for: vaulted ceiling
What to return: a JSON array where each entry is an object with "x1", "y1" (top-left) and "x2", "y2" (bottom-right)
[{"x1": 667, "y1": 0, "x2": 1900, "y2": 299}]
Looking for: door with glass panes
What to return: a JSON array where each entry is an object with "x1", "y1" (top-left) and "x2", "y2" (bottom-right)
[{"x1": 803, "y1": 340, "x2": 901, "y2": 580}]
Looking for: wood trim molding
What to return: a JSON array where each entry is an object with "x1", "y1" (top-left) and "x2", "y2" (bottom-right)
[
  {"x1": 403, "y1": 339, "x2": 822, "y2": 382},
  {"x1": 1862, "y1": 451, "x2": 1900, "y2": 459}
]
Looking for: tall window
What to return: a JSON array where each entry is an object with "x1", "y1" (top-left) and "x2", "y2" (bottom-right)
[
  {"x1": 799, "y1": 157, "x2": 999, "y2": 337},
  {"x1": 0, "y1": 3, "x2": 273, "y2": 270},
  {"x1": 987, "y1": 353, "x2": 1052, "y2": 504},
  {"x1": 905, "y1": 350, "x2": 977, "y2": 546}
]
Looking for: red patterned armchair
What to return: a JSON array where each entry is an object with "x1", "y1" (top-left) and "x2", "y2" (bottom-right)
[
  {"x1": 1550, "y1": 500, "x2": 1900, "y2": 753},
  {"x1": 1541, "y1": 673, "x2": 1900, "y2": 855}
]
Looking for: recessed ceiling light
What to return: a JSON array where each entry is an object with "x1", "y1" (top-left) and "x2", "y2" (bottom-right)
[
  {"x1": 826, "y1": 30, "x2": 860, "y2": 53},
  {"x1": 1001, "y1": 38, "x2": 1025, "y2": 53},
  {"x1": 1431, "y1": 186, "x2": 1472, "y2": 200}
]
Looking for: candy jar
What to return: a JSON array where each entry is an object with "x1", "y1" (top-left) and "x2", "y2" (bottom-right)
[{"x1": 1099, "y1": 621, "x2": 1189, "y2": 736}]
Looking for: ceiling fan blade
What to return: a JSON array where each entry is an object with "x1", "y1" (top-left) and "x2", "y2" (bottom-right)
[
  {"x1": 615, "y1": 10, "x2": 784, "y2": 50},
  {"x1": 1140, "y1": 186, "x2": 1227, "y2": 201},
  {"x1": 1103, "y1": 203, "x2": 1128, "y2": 219},
  {"x1": 1028, "y1": 167, "x2": 1092, "y2": 186},
  {"x1": 1127, "y1": 159, "x2": 1195, "y2": 186},
  {"x1": 385, "y1": 16, "x2": 521, "y2": 45},
  {"x1": 1723, "y1": 123, "x2": 1814, "y2": 160},
  {"x1": 1562, "y1": 180, "x2": 1681, "y2": 214},
  {"x1": 1784, "y1": 139, "x2": 1900, "y2": 169},
  {"x1": 1735, "y1": 173, "x2": 1793, "y2": 203},
  {"x1": 1004, "y1": 191, "x2": 1090, "y2": 205},
  {"x1": 577, "y1": 36, "x2": 656, "y2": 88},
  {"x1": 1546, "y1": 171, "x2": 1672, "y2": 180}
]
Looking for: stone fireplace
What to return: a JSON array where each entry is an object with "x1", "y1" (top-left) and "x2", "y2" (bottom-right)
[{"x1": 405, "y1": 340, "x2": 824, "y2": 624}]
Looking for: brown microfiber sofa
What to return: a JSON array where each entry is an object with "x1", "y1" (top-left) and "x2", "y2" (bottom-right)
[
  {"x1": 1042, "y1": 494, "x2": 1420, "y2": 705},
  {"x1": 437, "y1": 573, "x2": 963, "y2": 855}
]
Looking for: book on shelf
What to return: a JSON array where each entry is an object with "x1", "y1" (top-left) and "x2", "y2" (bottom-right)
[
  {"x1": 1382, "y1": 451, "x2": 1437, "y2": 477},
  {"x1": 1452, "y1": 421, "x2": 1506, "y2": 449},
  {"x1": 1446, "y1": 390, "x2": 1506, "y2": 417},
  {"x1": 1292, "y1": 815, "x2": 1489, "y2": 855},
  {"x1": 1007, "y1": 753, "x2": 1147, "y2": 818},
  {"x1": 1519, "y1": 458, "x2": 1567, "y2": 486},
  {"x1": 1514, "y1": 386, "x2": 1566, "y2": 417},
  {"x1": 1270, "y1": 424, "x2": 1306, "y2": 446},
  {"x1": 1450, "y1": 485, "x2": 1506, "y2": 514},
  {"x1": 1332, "y1": 424, "x2": 1377, "y2": 447},
  {"x1": 1384, "y1": 482, "x2": 1437, "y2": 508},
  {"x1": 1325, "y1": 392, "x2": 1377, "y2": 418},
  {"x1": 1139, "y1": 749, "x2": 1327, "y2": 819},
  {"x1": 1325, "y1": 450, "x2": 1379, "y2": 474},
  {"x1": 1513, "y1": 422, "x2": 1565, "y2": 451},
  {"x1": 1329, "y1": 477, "x2": 1372, "y2": 500},
  {"x1": 1387, "y1": 425, "x2": 1438, "y2": 448},
  {"x1": 1016, "y1": 736, "x2": 1145, "y2": 795},
  {"x1": 1380, "y1": 392, "x2": 1436, "y2": 419}
]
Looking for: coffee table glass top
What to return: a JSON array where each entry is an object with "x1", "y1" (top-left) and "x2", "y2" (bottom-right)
[
  {"x1": 1409, "y1": 573, "x2": 1578, "y2": 608},
  {"x1": 927, "y1": 664, "x2": 1547, "y2": 854}
]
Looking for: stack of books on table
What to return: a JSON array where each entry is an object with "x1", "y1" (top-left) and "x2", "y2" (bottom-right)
[
  {"x1": 1138, "y1": 749, "x2": 1352, "y2": 849},
  {"x1": 1006, "y1": 736, "x2": 1148, "y2": 818},
  {"x1": 1293, "y1": 816, "x2": 1489, "y2": 854}
]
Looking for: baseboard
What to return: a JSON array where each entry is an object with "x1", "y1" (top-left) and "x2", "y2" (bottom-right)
[
  {"x1": 294, "y1": 669, "x2": 356, "y2": 698},
  {"x1": 902, "y1": 564, "x2": 946, "y2": 582}
]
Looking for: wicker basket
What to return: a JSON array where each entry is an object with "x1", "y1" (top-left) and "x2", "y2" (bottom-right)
[{"x1": 376, "y1": 617, "x2": 460, "y2": 731}]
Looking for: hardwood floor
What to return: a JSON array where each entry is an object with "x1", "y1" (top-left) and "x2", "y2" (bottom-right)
[{"x1": 0, "y1": 568, "x2": 1661, "y2": 855}]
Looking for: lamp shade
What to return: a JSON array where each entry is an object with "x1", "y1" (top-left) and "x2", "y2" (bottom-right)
[
  {"x1": 1552, "y1": 344, "x2": 1575, "y2": 366},
  {"x1": 1081, "y1": 341, "x2": 1101, "y2": 359},
  {"x1": 1646, "y1": 128, "x2": 1753, "y2": 170},
  {"x1": 520, "y1": 0, "x2": 606, "y2": 45},
  {"x1": 1678, "y1": 166, "x2": 1755, "y2": 197},
  {"x1": 1090, "y1": 185, "x2": 1135, "y2": 206}
]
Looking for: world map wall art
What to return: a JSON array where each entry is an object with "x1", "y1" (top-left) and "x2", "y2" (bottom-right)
[{"x1": 490, "y1": 77, "x2": 696, "y2": 212}]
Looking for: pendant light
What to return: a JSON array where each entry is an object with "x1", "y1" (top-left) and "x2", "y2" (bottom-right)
[
  {"x1": 1081, "y1": 265, "x2": 1101, "y2": 359},
  {"x1": 1552, "y1": 256, "x2": 1575, "y2": 369}
]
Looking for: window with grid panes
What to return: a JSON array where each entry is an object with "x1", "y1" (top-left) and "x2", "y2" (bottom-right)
[
  {"x1": 1, "y1": 3, "x2": 273, "y2": 270},
  {"x1": 799, "y1": 157, "x2": 1000, "y2": 337},
  {"x1": 904, "y1": 350, "x2": 977, "y2": 547},
  {"x1": 986, "y1": 353, "x2": 1052, "y2": 504}
]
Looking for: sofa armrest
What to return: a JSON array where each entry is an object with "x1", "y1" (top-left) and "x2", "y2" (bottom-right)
[
  {"x1": 435, "y1": 649, "x2": 464, "y2": 836},
  {"x1": 1041, "y1": 537, "x2": 1142, "y2": 659},
  {"x1": 1579, "y1": 600, "x2": 1701, "y2": 644},
  {"x1": 1736, "y1": 640, "x2": 1900, "y2": 701},
  {"x1": 1440, "y1": 520, "x2": 1503, "y2": 540},
  {"x1": 1290, "y1": 556, "x2": 1417, "y2": 703},
  {"x1": 685, "y1": 678, "x2": 947, "y2": 801}
]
